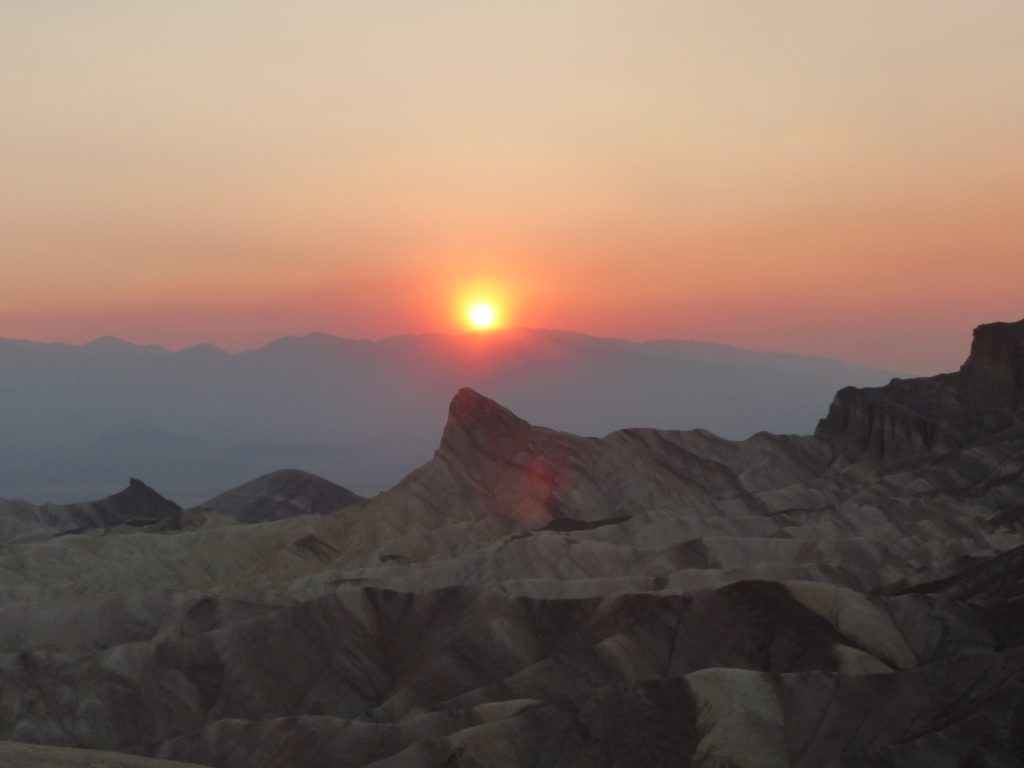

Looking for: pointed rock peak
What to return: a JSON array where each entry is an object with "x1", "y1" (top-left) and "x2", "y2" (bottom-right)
[
  {"x1": 441, "y1": 388, "x2": 530, "y2": 452},
  {"x1": 959, "y1": 319, "x2": 1024, "y2": 398},
  {"x1": 126, "y1": 479, "x2": 166, "y2": 495},
  {"x1": 448, "y1": 388, "x2": 526, "y2": 427},
  {"x1": 112, "y1": 479, "x2": 181, "y2": 512}
]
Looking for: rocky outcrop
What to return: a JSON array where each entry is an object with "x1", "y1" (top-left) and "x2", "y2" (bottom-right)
[
  {"x1": 817, "y1": 318, "x2": 1024, "y2": 462},
  {"x1": 814, "y1": 378, "x2": 963, "y2": 461},
  {"x1": 959, "y1": 318, "x2": 1024, "y2": 399}
]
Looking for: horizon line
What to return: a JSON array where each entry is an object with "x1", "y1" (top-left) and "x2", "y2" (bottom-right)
[{"x1": 0, "y1": 326, "x2": 915, "y2": 374}]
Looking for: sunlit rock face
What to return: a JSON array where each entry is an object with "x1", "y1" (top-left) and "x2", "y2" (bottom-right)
[{"x1": 0, "y1": 321, "x2": 1022, "y2": 767}]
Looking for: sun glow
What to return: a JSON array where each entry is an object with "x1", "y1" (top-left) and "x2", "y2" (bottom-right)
[{"x1": 468, "y1": 303, "x2": 496, "y2": 330}]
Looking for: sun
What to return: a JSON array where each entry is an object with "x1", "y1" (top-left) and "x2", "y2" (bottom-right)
[{"x1": 468, "y1": 303, "x2": 496, "y2": 330}]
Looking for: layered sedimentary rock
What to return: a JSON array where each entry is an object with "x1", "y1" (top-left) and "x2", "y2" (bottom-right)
[{"x1": 0, "y1": 320, "x2": 1022, "y2": 766}]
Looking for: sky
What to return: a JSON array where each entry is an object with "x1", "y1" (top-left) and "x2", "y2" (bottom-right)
[{"x1": 1, "y1": 1, "x2": 1022, "y2": 373}]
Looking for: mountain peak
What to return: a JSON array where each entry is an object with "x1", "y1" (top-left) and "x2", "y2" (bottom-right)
[
  {"x1": 110, "y1": 478, "x2": 182, "y2": 515},
  {"x1": 447, "y1": 387, "x2": 527, "y2": 430},
  {"x1": 441, "y1": 388, "x2": 530, "y2": 456},
  {"x1": 199, "y1": 469, "x2": 364, "y2": 523},
  {"x1": 176, "y1": 342, "x2": 227, "y2": 357},
  {"x1": 84, "y1": 335, "x2": 131, "y2": 349}
]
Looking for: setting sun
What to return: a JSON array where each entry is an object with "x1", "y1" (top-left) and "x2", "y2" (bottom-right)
[{"x1": 468, "y1": 303, "x2": 496, "y2": 330}]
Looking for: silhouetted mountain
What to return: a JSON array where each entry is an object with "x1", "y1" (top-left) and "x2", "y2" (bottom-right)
[
  {"x1": 0, "y1": 478, "x2": 180, "y2": 538},
  {"x1": 0, "y1": 320, "x2": 1020, "y2": 766},
  {"x1": 198, "y1": 469, "x2": 364, "y2": 522},
  {"x1": 0, "y1": 328, "x2": 901, "y2": 504}
]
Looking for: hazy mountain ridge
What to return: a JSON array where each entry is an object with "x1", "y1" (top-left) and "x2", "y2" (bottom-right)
[
  {"x1": 196, "y1": 469, "x2": 365, "y2": 523},
  {"x1": 0, "y1": 471, "x2": 367, "y2": 541},
  {"x1": 0, "y1": 320, "x2": 1020, "y2": 766},
  {"x1": 0, "y1": 478, "x2": 180, "y2": 540},
  {"x1": 0, "y1": 328, "x2": 901, "y2": 504}
]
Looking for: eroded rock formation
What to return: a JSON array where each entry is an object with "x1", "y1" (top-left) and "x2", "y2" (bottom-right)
[{"x1": 0, "y1": 320, "x2": 1022, "y2": 766}]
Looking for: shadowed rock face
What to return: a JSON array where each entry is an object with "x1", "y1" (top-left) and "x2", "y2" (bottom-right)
[
  {"x1": 960, "y1": 319, "x2": 1024, "y2": 398},
  {"x1": 0, "y1": 471, "x2": 365, "y2": 538},
  {"x1": 0, "y1": 478, "x2": 180, "y2": 537},
  {"x1": 197, "y1": 469, "x2": 365, "y2": 523},
  {"x1": 0, "y1": 321, "x2": 1022, "y2": 766},
  {"x1": 817, "y1": 318, "x2": 1024, "y2": 461}
]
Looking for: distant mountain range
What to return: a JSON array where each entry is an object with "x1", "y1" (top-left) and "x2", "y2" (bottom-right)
[
  {"x1": 0, "y1": 328, "x2": 901, "y2": 504},
  {"x1": 0, "y1": 469, "x2": 365, "y2": 544}
]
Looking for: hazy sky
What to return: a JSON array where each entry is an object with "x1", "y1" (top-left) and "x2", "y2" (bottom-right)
[{"x1": 2, "y1": 1, "x2": 1022, "y2": 372}]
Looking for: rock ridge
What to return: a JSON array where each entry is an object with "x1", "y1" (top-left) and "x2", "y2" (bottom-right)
[
  {"x1": 0, "y1": 479, "x2": 181, "y2": 535},
  {"x1": 816, "y1": 318, "x2": 1024, "y2": 462}
]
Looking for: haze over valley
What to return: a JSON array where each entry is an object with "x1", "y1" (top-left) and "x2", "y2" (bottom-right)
[{"x1": 0, "y1": 328, "x2": 900, "y2": 505}]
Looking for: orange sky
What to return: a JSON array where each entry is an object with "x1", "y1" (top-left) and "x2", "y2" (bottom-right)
[{"x1": 1, "y1": 2, "x2": 1022, "y2": 373}]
